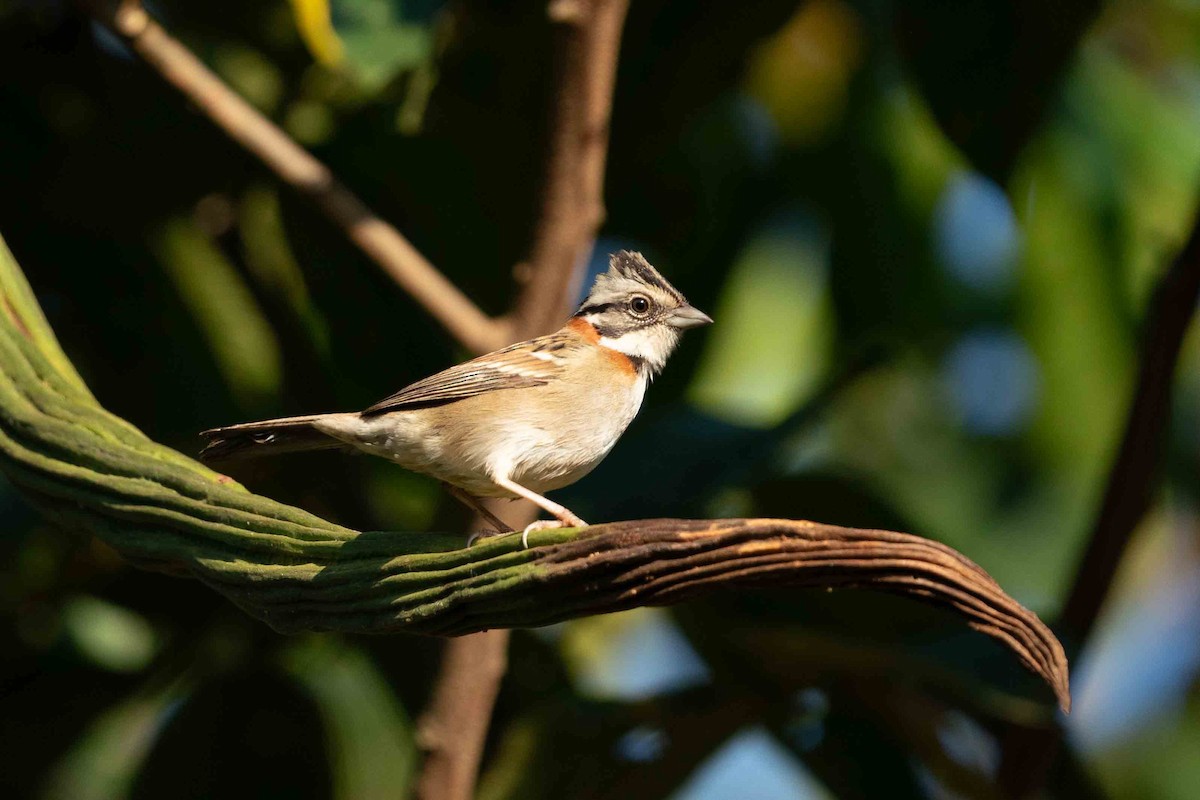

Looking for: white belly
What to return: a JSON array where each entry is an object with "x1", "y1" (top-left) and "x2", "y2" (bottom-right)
[
  {"x1": 312, "y1": 372, "x2": 648, "y2": 499},
  {"x1": 490, "y1": 373, "x2": 647, "y2": 494}
]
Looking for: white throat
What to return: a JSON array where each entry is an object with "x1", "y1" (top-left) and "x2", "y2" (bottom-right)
[{"x1": 595, "y1": 324, "x2": 680, "y2": 377}]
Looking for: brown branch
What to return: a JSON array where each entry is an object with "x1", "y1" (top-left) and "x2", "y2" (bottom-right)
[
  {"x1": 0, "y1": 225, "x2": 1074, "y2": 780},
  {"x1": 413, "y1": 500, "x2": 532, "y2": 800},
  {"x1": 508, "y1": 0, "x2": 631, "y2": 338},
  {"x1": 414, "y1": 629, "x2": 511, "y2": 800},
  {"x1": 101, "y1": 518, "x2": 1067, "y2": 713},
  {"x1": 413, "y1": 2, "x2": 629, "y2": 794},
  {"x1": 85, "y1": 0, "x2": 505, "y2": 355},
  {"x1": 1060, "y1": 215, "x2": 1200, "y2": 646},
  {"x1": 996, "y1": 210, "x2": 1200, "y2": 798}
]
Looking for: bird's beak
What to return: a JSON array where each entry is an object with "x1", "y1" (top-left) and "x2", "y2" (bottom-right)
[{"x1": 668, "y1": 304, "x2": 714, "y2": 329}]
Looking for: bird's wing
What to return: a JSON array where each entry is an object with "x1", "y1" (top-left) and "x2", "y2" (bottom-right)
[{"x1": 361, "y1": 333, "x2": 577, "y2": 415}]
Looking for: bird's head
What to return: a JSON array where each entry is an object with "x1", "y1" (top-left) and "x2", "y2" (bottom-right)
[{"x1": 574, "y1": 251, "x2": 712, "y2": 376}]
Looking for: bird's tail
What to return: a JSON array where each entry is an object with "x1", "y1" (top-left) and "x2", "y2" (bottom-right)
[{"x1": 199, "y1": 413, "x2": 352, "y2": 461}]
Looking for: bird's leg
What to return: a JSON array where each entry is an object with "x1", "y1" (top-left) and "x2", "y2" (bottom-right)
[
  {"x1": 490, "y1": 475, "x2": 587, "y2": 526},
  {"x1": 441, "y1": 483, "x2": 514, "y2": 543},
  {"x1": 490, "y1": 475, "x2": 588, "y2": 548}
]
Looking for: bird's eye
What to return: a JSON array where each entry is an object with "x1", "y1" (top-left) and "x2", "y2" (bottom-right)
[{"x1": 629, "y1": 296, "x2": 651, "y2": 315}]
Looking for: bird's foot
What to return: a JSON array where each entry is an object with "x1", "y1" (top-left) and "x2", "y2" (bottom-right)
[
  {"x1": 465, "y1": 528, "x2": 505, "y2": 547},
  {"x1": 521, "y1": 515, "x2": 588, "y2": 549}
]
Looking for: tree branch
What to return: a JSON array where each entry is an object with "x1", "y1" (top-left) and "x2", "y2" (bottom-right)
[
  {"x1": 993, "y1": 206, "x2": 1200, "y2": 799},
  {"x1": 416, "y1": 2, "x2": 630, "y2": 794},
  {"x1": 84, "y1": 0, "x2": 505, "y2": 355},
  {"x1": 1059, "y1": 216, "x2": 1200, "y2": 646},
  {"x1": 0, "y1": 227, "x2": 1067, "y2": 724},
  {"x1": 0, "y1": 232, "x2": 1068, "y2": 715},
  {"x1": 508, "y1": 0, "x2": 630, "y2": 338},
  {"x1": 412, "y1": 497, "x2": 532, "y2": 800},
  {"x1": 413, "y1": 629, "x2": 510, "y2": 800}
]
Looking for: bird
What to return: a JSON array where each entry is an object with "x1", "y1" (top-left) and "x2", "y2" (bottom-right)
[{"x1": 199, "y1": 250, "x2": 712, "y2": 545}]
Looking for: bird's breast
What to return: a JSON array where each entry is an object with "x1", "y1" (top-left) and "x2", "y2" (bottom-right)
[{"x1": 508, "y1": 365, "x2": 647, "y2": 492}]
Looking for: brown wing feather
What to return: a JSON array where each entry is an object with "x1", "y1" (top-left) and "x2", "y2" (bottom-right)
[{"x1": 361, "y1": 333, "x2": 577, "y2": 415}]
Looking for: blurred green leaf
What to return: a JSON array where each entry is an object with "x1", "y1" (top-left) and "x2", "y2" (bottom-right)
[
  {"x1": 689, "y1": 217, "x2": 833, "y2": 427},
  {"x1": 154, "y1": 217, "x2": 283, "y2": 411},
  {"x1": 288, "y1": 0, "x2": 439, "y2": 89},
  {"x1": 61, "y1": 596, "x2": 158, "y2": 674},
  {"x1": 282, "y1": 637, "x2": 417, "y2": 800},
  {"x1": 332, "y1": 0, "x2": 438, "y2": 89},
  {"x1": 41, "y1": 680, "x2": 187, "y2": 800},
  {"x1": 745, "y1": 0, "x2": 865, "y2": 146}
]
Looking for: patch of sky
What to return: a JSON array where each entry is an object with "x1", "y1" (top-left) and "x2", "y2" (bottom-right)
[
  {"x1": 933, "y1": 170, "x2": 1020, "y2": 295},
  {"x1": 670, "y1": 726, "x2": 831, "y2": 800},
  {"x1": 570, "y1": 609, "x2": 711, "y2": 701},
  {"x1": 942, "y1": 328, "x2": 1040, "y2": 436},
  {"x1": 1070, "y1": 545, "x2": 1200, "y2": 753}
]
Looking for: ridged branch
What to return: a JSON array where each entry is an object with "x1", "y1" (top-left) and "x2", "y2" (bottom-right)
[{"x1": 0, "y1": 234, "x2": 1069, "y2": 712}]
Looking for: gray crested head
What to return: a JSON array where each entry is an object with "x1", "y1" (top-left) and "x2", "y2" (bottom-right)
[{"x1": 575, "y1": 251, "x2": 712, "y2": 376}]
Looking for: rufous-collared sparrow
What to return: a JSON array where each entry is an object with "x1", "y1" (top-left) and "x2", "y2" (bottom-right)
[{"x1": 200, "y1": 250, "x2": 712, "y2": 544}]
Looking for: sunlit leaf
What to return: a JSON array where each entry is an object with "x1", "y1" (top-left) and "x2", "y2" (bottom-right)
[
  {"x1": 154, "y1": 217, "x2": 283, "y2": 410},
  {"x1": 61, "y1": 596, "x2": 158, "y2": 674},
  {"x1": 289, "y1": 0, "x2": 345, "y2": 66},
  {"x1": 689, "y1": 215, "x2": 833, "y2": 427}
]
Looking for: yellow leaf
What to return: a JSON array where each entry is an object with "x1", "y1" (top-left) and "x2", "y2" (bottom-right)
[{"x1": 289, "y1": 0, "x2": 344, "y2": 66}]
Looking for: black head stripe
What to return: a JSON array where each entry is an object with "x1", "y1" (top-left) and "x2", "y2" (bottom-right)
[
  {"x1": 577, "y1": 301, "x2": 618, "y2": 316},
  {"x1": 590, "y1": 319, "x2": 624, "y2": 338},
  {"x1": 588, "y1": 314, "x2": 666, "y2": 339},
  {"x1": 610, "y1": 251, "x2": 683, "y2": 300}
]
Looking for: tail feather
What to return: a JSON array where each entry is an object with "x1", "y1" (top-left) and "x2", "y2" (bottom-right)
[{"x1": 199, "y1": 414, "x2": 349, "y2": 462}]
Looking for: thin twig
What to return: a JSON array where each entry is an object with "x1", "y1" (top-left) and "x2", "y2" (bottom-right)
[
  {"x1": 1059, "y1": 216, "x2": 1200, "y2": 646},
  {"x1": 996, "y1": 212, "x2": 1200, "y2": 797},
  {"x1": 86, "y1": 0, "x2": 504, "y2": 355},
  {"x1": 508, "y1": 0, "x2": 631, "y2": 339}
]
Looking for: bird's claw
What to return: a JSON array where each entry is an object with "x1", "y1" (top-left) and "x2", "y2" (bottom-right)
[
  {"x1": 520, "y1": 516, "x2": 588, "y2": 549},
  {"x1": 465, "y1": 529, "x2": 503, "y2": 547}
]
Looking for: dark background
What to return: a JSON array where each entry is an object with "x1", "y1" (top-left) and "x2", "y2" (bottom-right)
[{"x1": 2, "y1": 0, "x2": 1199, "y2": 797}]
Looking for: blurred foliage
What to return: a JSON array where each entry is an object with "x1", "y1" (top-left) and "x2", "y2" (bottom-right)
[
  {"x1": 301, "y1": 0, "x2": 440, "y2": 90},
  {"x1": 2, "y1": 0, "x2": 1200, "y2": 797}
]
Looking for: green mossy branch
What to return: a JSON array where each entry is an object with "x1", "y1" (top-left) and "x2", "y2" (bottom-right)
[{"x1": 0, "y1": 234, "x2": 1070, "y2": 711}]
